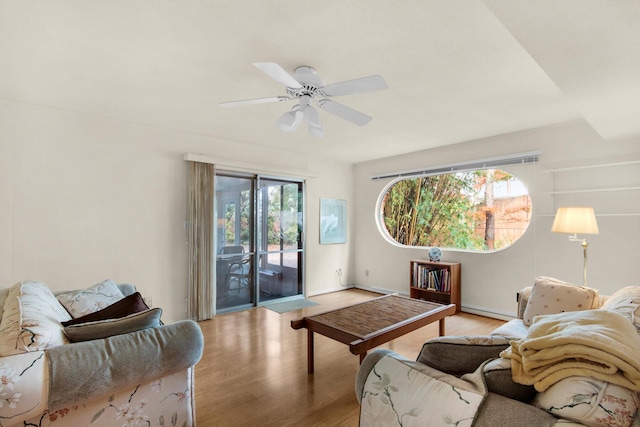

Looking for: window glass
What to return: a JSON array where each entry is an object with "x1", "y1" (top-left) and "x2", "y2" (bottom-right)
[{"x1": 379, "y1": 169, "x2": 531, "y2": 251}]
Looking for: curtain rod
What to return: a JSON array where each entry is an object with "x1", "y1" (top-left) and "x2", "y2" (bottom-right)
[
  {"x1": 371, "y1": 150, "x2": 541, "y2": 181},
  {"x1": 184, "y1": 153, "x2": 319, "y2": 179}
]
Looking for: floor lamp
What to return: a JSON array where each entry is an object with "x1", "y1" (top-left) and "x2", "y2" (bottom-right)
[{"x1": 551, "y1": 206, "x2": 599, "y2": 287}]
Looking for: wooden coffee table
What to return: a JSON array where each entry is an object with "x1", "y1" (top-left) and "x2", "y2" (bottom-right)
[{"x1": 291, "y1": 294, "x2": 456, "y2": 373}]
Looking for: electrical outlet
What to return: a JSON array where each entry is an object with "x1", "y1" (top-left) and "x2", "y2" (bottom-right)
[{"x1": 365, "y1": 269, "x2": 369, "y2": 277}]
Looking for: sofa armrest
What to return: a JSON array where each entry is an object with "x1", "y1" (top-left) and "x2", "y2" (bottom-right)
[
  {"x1": 0, "y1": 351, "x2": 49, "y2": 427},
  {"x1": 46, "y1": 320, "x2": 204, "y2": 411},
  {"x1": 516, "y1": 286, "x2": 533, "y2": 319},
  {"x1": 355, "y1": 349, "x2": 395, "y2": 403}
]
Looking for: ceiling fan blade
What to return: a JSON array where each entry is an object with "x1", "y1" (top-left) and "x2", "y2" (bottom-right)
[
  {"x1": 317, "y1": 99, "x2": 372, "y2": 126},
  {"x1": 253, "y1": 62, "x2": 303, "y2": 89},
  {"x1": 322, "y1": 75, "x2": 387, "y2": 97},
  {"x1": 219, "y1": 96, "x2": 290, "y2": 107}
]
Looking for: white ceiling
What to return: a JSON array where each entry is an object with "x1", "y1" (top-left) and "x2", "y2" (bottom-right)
[{"x1": 1, "y1": 1, "x2": 639, "y2": 163}]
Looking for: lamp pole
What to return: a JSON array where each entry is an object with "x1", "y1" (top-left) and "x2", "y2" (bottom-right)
[
  {"x1": 581, "y1": 239, "x2": 588, "y2": 287},
  {"x1": 569, "y1": 234, "x2": 589, "y2": 286}
]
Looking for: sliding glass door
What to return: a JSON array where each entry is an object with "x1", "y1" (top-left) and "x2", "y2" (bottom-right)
[
  {"x1": 257, "y1": 178, "x2": 304, "y2": 304},
  {"x1": 215, "y1": 175, "x2": 255, "y2": 312},
  {"x1": 215, "y1": 173, "x2": 304, "y2": 312}
]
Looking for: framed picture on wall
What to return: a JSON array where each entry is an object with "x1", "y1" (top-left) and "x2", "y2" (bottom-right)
[{"x1": 320, "y1": 198, "x2": 347, "y2": 244}]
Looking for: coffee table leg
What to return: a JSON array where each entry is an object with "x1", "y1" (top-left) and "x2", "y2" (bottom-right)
[
  {"x1": 307, "y1": 330, "x2": 314, "y2": 374},
  {"x1": 359, "y1": 351, "x2": 368, "y2": 364},
  {"x1": 439, "y1": 318, "x2": 446, "y2": 336}
]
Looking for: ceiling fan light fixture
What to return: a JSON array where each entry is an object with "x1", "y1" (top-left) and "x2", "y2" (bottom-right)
[
  {"x1": 276, "y1": 110, "x2": 302, "y2": 132},
  {"x1": 302, "y1": 105, "x2": 321, "y2": 128},
  {"x1": 308, "y1": 123, "x2": 324, "y2": 138}
]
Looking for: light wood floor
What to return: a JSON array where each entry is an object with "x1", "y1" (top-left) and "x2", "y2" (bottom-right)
[{"x1": 194, "y1": 289, "x2": 505, "y2": 427}]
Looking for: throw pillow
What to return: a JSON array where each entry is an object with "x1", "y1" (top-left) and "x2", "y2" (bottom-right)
[
  {"x1": 0, "y1": 287, "x2": 10, "y2": 320},
  {"x1": 63, "y1": 308, "x2": 162, "y2": 342},
  {"x1": 62, "y1": 292, "x2": 149, "y2": 327},
  {"x1": 416, "y1": 335, "x2": 511, "y2": 375},
  {"x1": 534, "y1": 376, "x2": 639, "y2": 427},
  {"x1": 0, "y1": 280, "x2": 72, "y2": 356},
  {"x1": 56, "y1": 279, "x2": 124, "y2": 318},
  {"x1": 522, "y1": 276, "x2": 597, "y2": 326},
  {"x1": 600, "y1": 286, "x2": 640, "y2": 332}
]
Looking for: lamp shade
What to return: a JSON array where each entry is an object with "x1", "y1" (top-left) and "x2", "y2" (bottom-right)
[{"x1": 551, "y1": 207, "x2": 599, "y2": 235}]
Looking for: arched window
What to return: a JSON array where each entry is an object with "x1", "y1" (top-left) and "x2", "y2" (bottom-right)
[{"x1": 379, "y1": 169, "x2": 532, "y2": 252}]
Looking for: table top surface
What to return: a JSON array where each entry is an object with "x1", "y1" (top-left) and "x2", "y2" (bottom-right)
[{"x1": 293, "y1": 294, "x2": 454, "y2": 339}]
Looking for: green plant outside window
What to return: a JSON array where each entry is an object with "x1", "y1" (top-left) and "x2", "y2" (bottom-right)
[{"x1": 380, "y1": 169, "x2": 531, "y2": 251}]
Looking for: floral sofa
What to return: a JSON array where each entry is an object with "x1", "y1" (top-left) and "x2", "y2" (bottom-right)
[
  {"x1": 0, "y1": 279, "x2": 204, "y2": 427},
  {"x1": 356, "y1": 277, "x2": 640, "y2": 427}
]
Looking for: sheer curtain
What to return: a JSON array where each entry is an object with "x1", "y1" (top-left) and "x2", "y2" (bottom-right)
[{"x1": 187, "y1": 161, "x2": 215, "y2": 321}]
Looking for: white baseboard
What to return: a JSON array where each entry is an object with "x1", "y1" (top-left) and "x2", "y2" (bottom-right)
[
  {"x1": 460, "y1": 304, "x2": 516, "y2": 321},
  {"x1": 307, "y1": 285, "x2": 355, "y2": 297},
  {"x1": 354, "y1": 284, "x2": 409, "y2": 297}
]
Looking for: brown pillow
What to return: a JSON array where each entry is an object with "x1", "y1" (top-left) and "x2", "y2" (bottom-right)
[{"x1": 62, "y1": 292, "x2": 149, "y2": 327}]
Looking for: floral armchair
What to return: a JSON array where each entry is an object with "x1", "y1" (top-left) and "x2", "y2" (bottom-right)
[{"x1": 0, "y1": 280, "x2": 203, "y2": 427}]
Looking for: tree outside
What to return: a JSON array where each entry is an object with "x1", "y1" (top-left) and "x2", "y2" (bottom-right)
[
  {"x1": 381, "y1": 169, "x2": 531, "y2": 251},
  {"x1": 223, "y1": 184, "x2": 301, "y2": 249},
  {"x1": 265, "y1": 183, "x2": 300, "y2": 248}
]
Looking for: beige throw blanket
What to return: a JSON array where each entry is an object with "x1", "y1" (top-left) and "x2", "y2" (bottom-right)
[{"x1": 500, "y1": 309, "x2": 640, "y2": 392}]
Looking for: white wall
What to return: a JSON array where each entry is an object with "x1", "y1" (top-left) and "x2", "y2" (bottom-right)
[
  {"x1": 304, "y1": 159, "x2": 355, "y2": 296},
  {"x1": 353, "y1": 120, "x2": 640, "y2": 318},
  {"x1": 0, "y1": 100, "x2": 354, "y2": 322},
  {"x1": 3, "y1": 99, "x2": 639, "y2": 322}
]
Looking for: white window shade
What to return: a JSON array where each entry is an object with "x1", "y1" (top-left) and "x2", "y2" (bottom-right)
[{"x1": 371, "y1": 151, "x2": 540, "y2": 181}]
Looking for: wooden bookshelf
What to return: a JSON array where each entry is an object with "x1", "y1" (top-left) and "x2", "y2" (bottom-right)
[{"x1": 409, "y1": 260, "x2": 461, "y2": 313}]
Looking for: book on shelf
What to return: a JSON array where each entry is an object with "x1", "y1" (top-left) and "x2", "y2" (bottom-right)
[{"x1": 412, "y1": 264, "x2": 451, "y2": 292}]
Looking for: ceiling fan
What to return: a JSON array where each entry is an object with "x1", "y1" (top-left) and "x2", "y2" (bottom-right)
[{"x1": 220, "y1": 62, "x2": 388, "y2": 137}]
